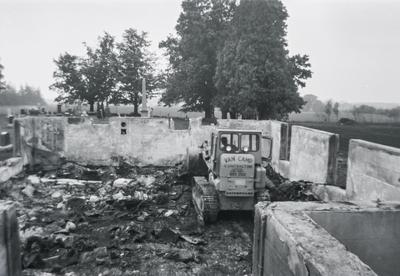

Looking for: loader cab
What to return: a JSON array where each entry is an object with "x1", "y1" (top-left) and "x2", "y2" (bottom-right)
[{"x1": 208, "y1": 130, "x2": 272, "y2": 175}]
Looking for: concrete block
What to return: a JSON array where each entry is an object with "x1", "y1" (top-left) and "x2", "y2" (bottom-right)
[
  {"x1": 0, "y1": 201, "x2": 21, "y2": 276},
  {"x1": 289, "y1": 126, "x2": 339, "y2": 184},
  {"x1": 346, "y1": 139, "x2": 400, "y2": 202},
  {"x1": 0, "y1": 158, "x2": 24, "y2": 183}
]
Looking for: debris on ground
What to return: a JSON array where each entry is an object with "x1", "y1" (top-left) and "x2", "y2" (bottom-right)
[
  {"x1": 265, "y1": 165, "x2": 318, "y2": 201},
  {"x1": 1, "y1": 163, "x2": 253, "y2": 275}
]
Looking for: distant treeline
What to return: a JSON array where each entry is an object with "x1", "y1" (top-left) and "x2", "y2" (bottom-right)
[
  {"x1": 352, "y1": 105, "x2": 400, "y2": 119},
  {"x1": 0, "y1": 84, "x2": 46, "y2": 106}
]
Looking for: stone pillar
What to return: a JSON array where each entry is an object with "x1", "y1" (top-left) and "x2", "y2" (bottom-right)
[
  {"x1": 140, "y1": 78, "x2": 149, "y2": 117},
  {"x1": 0, "y1": 201, "x2": 21, "y2": 276}
]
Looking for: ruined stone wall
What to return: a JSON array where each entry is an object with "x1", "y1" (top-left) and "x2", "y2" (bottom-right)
[
  {"x1": 14, "y1": 117, "x2": 65, "y2": 169},
  {"x1": 346, "y1": 139, "x2": 400, "y2": 201},
  {"x1": 65, "y1": 117, "x2": 190, "y2": 166},
  {"x1": 289, "y1": 126, "x2": 339, "y2": 184},
  {"x1": 14, "y1": 117, "x2": 190, "y2": 167},
  {"x1": 13, "y1": 117, "x2": 343, "y2": 180}
]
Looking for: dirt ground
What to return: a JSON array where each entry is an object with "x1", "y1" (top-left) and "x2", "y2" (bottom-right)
[
  {"x1": 0, "y1": 160, "x2": 317, "y2": 276},
  {"x1": 1, "y1": 164, "x2": 254, "y2": 276}
]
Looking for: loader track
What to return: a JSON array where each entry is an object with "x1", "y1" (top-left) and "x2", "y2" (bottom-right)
[{"x1": 192, "y1": 176, "x2": 219, "y2": 224}]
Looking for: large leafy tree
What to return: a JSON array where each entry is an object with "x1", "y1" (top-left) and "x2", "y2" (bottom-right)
[
  {"x1": 117, "y1": 28, "x2": 157, "y2": 115},
  {"x1": 50, "y1": 53, "x2": 87, "y2": 106},
  {"x1": 50, "y1": 33, "x2": 119, "y2": 112},
  {"x1": 82, "y1": 32, "x2": 119, "y2": 113},
  {"x1": 160, "y1": 0, "x2": 236, "y2": 119},
  {"x1": 215, "y1": 0, "x2": 312, "y2": 120}
]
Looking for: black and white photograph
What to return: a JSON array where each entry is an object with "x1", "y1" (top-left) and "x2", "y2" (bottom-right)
[{"x1": 0, "y1": 0, "x2": 400, "y2": 275}]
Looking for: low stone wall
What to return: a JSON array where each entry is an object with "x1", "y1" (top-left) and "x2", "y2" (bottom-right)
[
  {"x1": 253, "y1": 202, "x2": 378, "y2": 276},
  {"x1": 289, "y1": 126, "x2": 339, "y2": 184},
  {"x1": 346, "y1": 139, "x2": 400, "y2": 201}
]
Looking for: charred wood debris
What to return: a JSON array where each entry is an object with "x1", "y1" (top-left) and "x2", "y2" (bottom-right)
[{"x1": 0, "y1": 161, "x2": 317, "y2": 275}]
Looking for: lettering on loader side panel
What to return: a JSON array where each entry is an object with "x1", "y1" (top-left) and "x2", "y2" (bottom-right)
[{"x1": 220, "y1": 154, "x2": 255, "y2": 178}]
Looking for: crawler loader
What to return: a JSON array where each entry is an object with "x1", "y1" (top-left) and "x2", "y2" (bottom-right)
[{"x1": 191, "y1": 129, "x2": 273, "y2": 224}]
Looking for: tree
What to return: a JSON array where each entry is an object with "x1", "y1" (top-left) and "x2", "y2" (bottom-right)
[
  {"x1": 325, "y1": 100, "x2": 333, "y2": 121},
  {"x1": 214, "y1": 0, "x2": 312, "y2": 120},
  {"x1": 50, "y1": 33, "x2": 119, "y2": 112},
  {"x1": 117, "y1": 28, "x2": 157, "y2": 115},
  {"x1": 0, "y1": 61, "x2": 5, "y2": 91},
  {"x1": 50, "y1": 53, "x2": 87, "y2": 106},
  {"x1": 160, "y1": 0, "x2": 236, "y2": 119},
  {"x1": 333, "y1": 102, "x2": 340, "y2": 120},
  {"x1": 82, "y1": 32, "x2": 119, "y2": 113},
  {"x1": 302, "y1": 94, "x2": 325, "y2": 113},
  {"x1": 0, "y1": 84, "x2": 46, "y2": 106}
]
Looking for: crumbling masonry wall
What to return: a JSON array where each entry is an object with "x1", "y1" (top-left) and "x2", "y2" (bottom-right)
[
  {"x1": 12, "y1": 117, "x2": 341, "y2": 186},
  {"x1": 14, "y1": 117, "x2": 190, "y2": 167},
  {"x1": 346, "y1": 139, "x2": 400, "y2": 201}
]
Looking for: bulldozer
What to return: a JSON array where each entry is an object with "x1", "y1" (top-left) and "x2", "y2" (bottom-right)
[{"x1": 192, "y1": 129, "x2": 273, "y2": 224}]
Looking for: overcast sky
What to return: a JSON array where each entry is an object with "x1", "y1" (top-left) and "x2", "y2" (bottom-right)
[{"x1": 0, "y1": 0, "x2": 399, "y2": 104}]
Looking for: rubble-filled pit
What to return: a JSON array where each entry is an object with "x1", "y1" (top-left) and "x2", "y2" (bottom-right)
[{"x1": 0, "y1": 162, "x2": 317, "y2": 275}]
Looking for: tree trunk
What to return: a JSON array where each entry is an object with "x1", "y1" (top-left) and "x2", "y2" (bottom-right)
[
  {"x1": 133, "y1": 94, "x2": 138, "y2": 115},
  {"x1": 221, "y1": 109, "x2": 228, "y2": 119},
  {"x1": 89, "y1": 101, "x2": 94, "y2": 112},
  {"x1": 204, "y1": 104, "x2": 214, "y2": 119}
]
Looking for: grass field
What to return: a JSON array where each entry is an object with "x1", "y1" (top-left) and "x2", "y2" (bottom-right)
[{"x1": 292, "y1": 122, "x2": 400, "y2": 154}]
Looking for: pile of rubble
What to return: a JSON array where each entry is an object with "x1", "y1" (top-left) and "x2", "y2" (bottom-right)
[
  {"x1": 265, "y1": 165, "x2": 318, "y2": 202},
  {"x1": 0, "y1": 163, "x2": 252, "y2": 276}
]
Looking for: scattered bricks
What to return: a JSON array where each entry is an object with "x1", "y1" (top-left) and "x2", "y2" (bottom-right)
[
  {"x1": 0, "y1": 201, "x2": 22, "y2": 276},
  {"x1": 0, "y1": 132, "x2": 11, "y2": 146}
]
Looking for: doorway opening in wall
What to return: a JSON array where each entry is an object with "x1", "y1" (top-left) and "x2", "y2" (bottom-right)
[{"x1": 279, "y1": 123, "x2": 291, "y2": 161}]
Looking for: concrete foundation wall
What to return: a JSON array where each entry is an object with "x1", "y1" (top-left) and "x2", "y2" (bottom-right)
[
  {"x1": 253, "y1": 202, "x2": 378, "y2": 276},
  {"x1": 13, "y1": 117, "x2": 341, "y2": 183},
  {"x1": 309, "y1": 210, "x2": 400, "y2": 276},
  {"x1": 346, "y1": 139, "x2": 400, "y2": 201},
  {"x1": 289, "y1": 126, "x2": 339, "y2": 184},
  {"x1": 65, "y1": 117, "x2": 190, "y2": 166},
  {"x1": 14, "y1": 117, "x2": 278, "y2": 168},
  {"x1": 0, "y1": 201, "x2": 21, "y2": 276}
]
